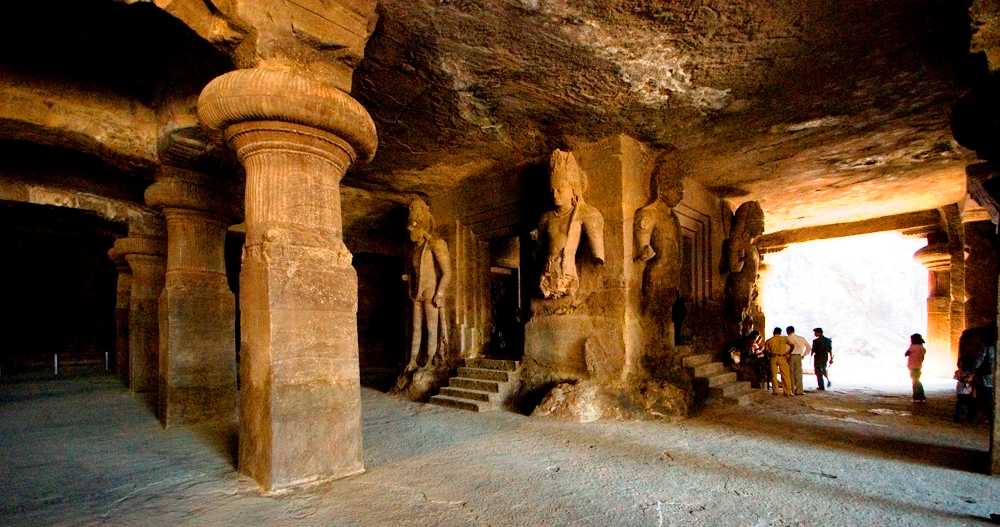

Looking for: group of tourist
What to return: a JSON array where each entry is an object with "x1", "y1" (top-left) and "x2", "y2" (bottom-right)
[
  {"x1": 733, "y1": 326, "x2": 833, "y2": 396},
  {"x1": 733, "y1": 325, "x2": 995, "y2": 413}
]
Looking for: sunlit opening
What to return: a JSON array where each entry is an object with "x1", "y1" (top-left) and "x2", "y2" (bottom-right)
[{"x1": 761, "y1": 231, "x2": 948, "y2": 387}]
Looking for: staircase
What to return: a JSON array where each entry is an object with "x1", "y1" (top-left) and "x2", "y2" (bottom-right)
[
  {"x1": 682, "y1": 351, "x2": 754, "y2": 406},
  {"x1": 429, "y1": 358, "x2": 521, "y2": 412}
]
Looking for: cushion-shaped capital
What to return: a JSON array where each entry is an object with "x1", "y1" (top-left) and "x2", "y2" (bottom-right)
[{"x1": 197, "y1": 68, "x2": 377, "y2": 164}]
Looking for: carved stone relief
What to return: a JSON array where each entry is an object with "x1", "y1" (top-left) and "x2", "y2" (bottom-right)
[
  {"x1": 536, "y1": 149, "x2": 605, "y2": 299},
  {"x1": 724, "y1": 201, "x2": 765, "y2": 335},
  {"x1": 402, "y1": 198, "x2": 452, "y2": 372},
  {"x1": 634, "y1": 163, "x2": 684, "y2": 317}
]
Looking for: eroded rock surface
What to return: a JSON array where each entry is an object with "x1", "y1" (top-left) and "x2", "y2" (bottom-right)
[
  {"x1": 351, "y1": 0, "x2": 976, "y2": 231},
  {"x1": 532, "y1": 379, "x2": 690, "y2": 423}
]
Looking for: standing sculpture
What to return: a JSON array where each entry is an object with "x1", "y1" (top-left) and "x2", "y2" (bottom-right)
[
  {"x1": 634, "y1": 162, "x2": 684, "y2": 316},
  {"x1": 724, "y1": 201, "x2": 765, "y2": 335},
  {"x1": 403, "y1": 198, "x2": 451, "y2": 372},
  {"x1": 537, "y1": 149, "x2": 605, "y2": 299}
]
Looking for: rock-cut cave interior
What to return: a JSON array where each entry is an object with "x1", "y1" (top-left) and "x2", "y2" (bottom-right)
[{"x1": 3, "y1": 1, "x2": 1000, "y2": 525}]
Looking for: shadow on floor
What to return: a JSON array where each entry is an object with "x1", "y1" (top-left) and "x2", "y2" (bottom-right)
[{"x1": 689, "y1": 389, "x2": 990, "y2": 474}]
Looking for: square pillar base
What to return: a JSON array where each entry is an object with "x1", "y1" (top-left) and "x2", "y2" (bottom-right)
[
  {"x1": 238, "y1": 243, "x2": 364, "y2": 491},
  {"x1": 158, "y1": 273, "x2": 237, "y2": 426}
]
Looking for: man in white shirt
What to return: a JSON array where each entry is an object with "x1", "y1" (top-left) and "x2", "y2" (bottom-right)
[{"x1": 786, "y1": 326, "x2": 811, "y2": 395}]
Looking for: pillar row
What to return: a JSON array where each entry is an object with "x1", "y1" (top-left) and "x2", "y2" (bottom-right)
[
  {"x1": 113, "y1": 235, "x2": 166, "y2": 394},
  {"x1": 145, "y1": 167, "x2": 237, "y2": 427},
  {"x1": 198, "y1": 68, "x2": 377, "y2": 491}
]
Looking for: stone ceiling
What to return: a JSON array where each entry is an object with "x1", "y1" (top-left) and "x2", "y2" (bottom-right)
[
  {"x1": 0, "y1": 0, "x2": 990, "y2": 236},
  {"x1": 349, "y1": 0, "x2": 981, "y2": 232}
]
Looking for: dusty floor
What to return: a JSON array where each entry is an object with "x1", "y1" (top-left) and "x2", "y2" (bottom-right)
[{"x1": 1, "y1": 374, "x2": 998, "y2": 526}]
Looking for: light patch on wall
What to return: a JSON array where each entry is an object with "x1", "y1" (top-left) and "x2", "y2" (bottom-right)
[{"x1": 761, "y1": 231, "x2": 946, "y2": 384}]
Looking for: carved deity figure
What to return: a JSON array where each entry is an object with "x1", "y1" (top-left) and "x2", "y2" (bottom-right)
[
  {"x1": 402, "y1": 198, "x2": 451, "y2": 372},
  {"x1": 724, "y1": 201, "x2": 765, "y2": 333},
  {"x1": 537, "y1": 149, "x2": 605, "y2": 299},
  {"x1": 634, "y1": 163, "x2": 684, "y2": 315}
]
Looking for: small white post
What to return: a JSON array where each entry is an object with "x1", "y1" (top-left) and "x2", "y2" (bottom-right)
[{"x1": 54, "y1": 354, "x2": 59, "y2": 376}]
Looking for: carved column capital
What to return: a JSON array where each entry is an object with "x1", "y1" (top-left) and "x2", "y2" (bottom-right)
[
  {"x1": 197, "y1": 68, "x2": 377, "y2": 263},
  {"x1": 197, "y1": 68, "x2": 377, "y2": 165},
  {"x1": 146, "y1": 166, "x2": 237, "y2": 219},
  {"x1": 107, "y1": 244, "x2": 131, "y2": 273},
  {"x1": 914, "y1": 241, "x2": 952, "y2": 272},
  {"x1": 113, "y1": 235, "x2": 166, "y2": 261}
]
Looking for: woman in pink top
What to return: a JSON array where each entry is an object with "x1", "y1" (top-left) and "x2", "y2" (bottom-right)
[{"x1": 905, "y1": 333, "x2": 927, "y2": 402}]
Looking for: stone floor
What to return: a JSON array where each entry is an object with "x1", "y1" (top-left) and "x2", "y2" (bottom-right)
[{"x1": 2, "y1": 374, "x2": 998, "y2": 526}]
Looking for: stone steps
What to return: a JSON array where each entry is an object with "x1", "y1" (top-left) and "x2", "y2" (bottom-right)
[
  {"x1": 428, "y1": 395, "x2": 487, "y2": 412},
  {"x1": 466, "y1": 358, "x2": 519, "y2": 371},
  {"x1": 705, "y1": 371, "x2": 737, "y2": 388},
  {"x1": 430, "y1": 359, "x2": 521, "y2": 412},
  {"x1": 683, "y1": 351, "x2": 753, "y2": 407},
  {"x1": 449, "y1": 377, "x2": 501, "y2": 393},
  {"x1": 692, "y1": 361, "x2": 725, "y2": 377},
  {"x1": 682, "y1": 353, "x2": 713, "y2": 368},
  {"x1": 456, "y1": 367, "x2": 511, "y2": 382},
  {"x1": 710, "y1": 380, "x2": 751, "y2": 398},
  {"x1": 439, "y1": 386, "x2": 495, "y2": 402}
]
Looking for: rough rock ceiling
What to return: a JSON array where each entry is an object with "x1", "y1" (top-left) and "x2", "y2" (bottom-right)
[{"x1": 350, "y1": 0, "x2": 979, "y2": 232}]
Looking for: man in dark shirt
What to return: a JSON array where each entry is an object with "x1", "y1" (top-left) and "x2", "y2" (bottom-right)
[{"x1": 811, "y1": 328, "x2": 833, "y2": 391}]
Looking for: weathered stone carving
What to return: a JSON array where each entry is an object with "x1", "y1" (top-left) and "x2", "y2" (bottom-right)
[
  {"x1": 634, "y1": 163, "x2": 683, "y2": 316},
  {"x1": 537, "y1": 149, "x2": 605, "y2": 299},
  {"x1": 403, "y1": 198, "x2": 452, "y2": 372},
  {"x1": 724, "y1": 201, "x2": 765, "y2": 334}
]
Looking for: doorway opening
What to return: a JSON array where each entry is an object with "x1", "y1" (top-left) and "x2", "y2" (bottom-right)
[
  {"x1": 0, "y1": 200, "x2": 125, "y2": 377},
  {"x1": 760, "y1": 231, "x2": 941, "y2": 388},
  {"x1": 487, "y1": 236, "x2": 524, "y2": 360}
]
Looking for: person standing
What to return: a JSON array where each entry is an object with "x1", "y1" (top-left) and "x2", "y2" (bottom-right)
[
  {"x1": 954, "y1": 356, "x2": 977, "y2": 423},
  {"x1": 811, "y1": 328, "x2": 833, "y2": 391},
  {"x1": 765, "y1": 327, "x2": 793, "y2": 396},
  {"x1": 786, "y1": 326, "x2": 810, "y2": 395},
  {"x1": 974, "y1": 338, "x2": 995, "y2": 423},
  {"x1": 906, "y1": 333, "x2": 927, "y2": 403}
]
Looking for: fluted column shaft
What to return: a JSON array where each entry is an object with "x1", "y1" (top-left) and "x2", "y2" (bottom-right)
[
  {"x1": 146, "y1": 169, "x2": 237, "y2": 427},
  {"x1": 199, "y1": 68, "x2": 377, "y2": 492}
]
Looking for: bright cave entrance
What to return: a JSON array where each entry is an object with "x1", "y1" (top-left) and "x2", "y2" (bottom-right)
[{"x1": 760, "y1": 231, "x2": 948, "y2": 389}]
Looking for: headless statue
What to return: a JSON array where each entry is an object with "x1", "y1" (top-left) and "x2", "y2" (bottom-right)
[
  {"x1": 724, "y1": 201, "x2": 765, "y2": 334},
  {"x1": 537, "y1": 149, "x2": 605, "y2": 299},
  {"x1": 634, "y1": 165, "x2": 684, "y2": 317},
  {"x1": 403, "y1": 198, "x2": 451, "y2": 372}
]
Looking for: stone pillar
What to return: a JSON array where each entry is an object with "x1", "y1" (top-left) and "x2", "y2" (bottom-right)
[
  {"x1": 198, "y1": 68, "x2": 377, "y2": 491},
  {"x1": 915, "y1": 232, "x2": 953, "y2": 369},
  {"x1": 943, "y1": 205, "x2": 967, "y2": 358},
  {"x1": 107, "y1": 248, "x2": 132, "y2": 387},
  {"x1": 964, "y1": 220, "x2": 999, "y2": 329},
  {"x1": 113, "y1": 234, "x2": 166, "y2": 393},
  {"x1": 145, "y1": 167, "x2": 237, "y2": 427}
]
